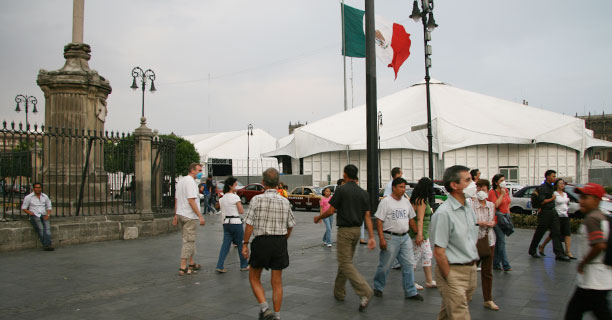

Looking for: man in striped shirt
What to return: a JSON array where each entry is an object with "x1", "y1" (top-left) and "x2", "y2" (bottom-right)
[{"x1": 242, "y1": 168, "x2": 296, "y2": 320}]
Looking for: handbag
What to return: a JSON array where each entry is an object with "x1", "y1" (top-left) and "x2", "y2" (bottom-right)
[{"x1": 477, "y1": 231, "x2": 491, "y2": 259}]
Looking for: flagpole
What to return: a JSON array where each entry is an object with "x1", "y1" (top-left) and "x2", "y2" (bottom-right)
[{"x1": 341, "y1": 0, "x2": 347, "y2": 112}]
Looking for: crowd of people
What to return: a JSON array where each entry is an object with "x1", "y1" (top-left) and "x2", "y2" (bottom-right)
[{"x1": 22, "y1": 161, "x2": 610, "y2": 320}]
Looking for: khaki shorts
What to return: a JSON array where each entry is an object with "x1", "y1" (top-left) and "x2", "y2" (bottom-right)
[{"x1": 177, "y1": 215, "x2": 197, "y2": 259}]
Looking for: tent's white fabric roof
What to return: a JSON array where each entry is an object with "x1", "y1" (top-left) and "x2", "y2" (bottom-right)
[
  {"x1": 590, "y1": 159, "x2": 612, "y2": 169},
  {"x1": 184, "y1": 129, "x2": 278, "y2": 161},
  {"x1": 267, "y1": 79, "x2": 612, "y2": 159}
]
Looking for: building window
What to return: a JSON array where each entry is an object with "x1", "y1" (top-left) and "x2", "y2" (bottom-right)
[{"x1": 499, "y1": 166, "x2": 519, "y2": 183}]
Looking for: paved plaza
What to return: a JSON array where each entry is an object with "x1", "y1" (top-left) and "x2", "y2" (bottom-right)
[{"x1": 0, "y1": 210, "x2": 602, "y2": 320}]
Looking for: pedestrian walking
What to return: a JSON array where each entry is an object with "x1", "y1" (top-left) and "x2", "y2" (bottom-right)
[
  {"x1": 320, "y1": 187, "x2": 334, "y2": 247},
  {"x1": 242, "y1": 168, "x2": 296, "y2": 320},
  {"x1": 409, "y1": 177, "x2": 437, "y2": 290},
  {"x1": 21, "y1": 182, "x2": 54, "y2": 251},
  {"x1": 474, "y1": 179, "x2": 499, "y2": 311},
  {"x1": 314, "y1": 164, "x2": 376, "y2": 312},
  {"x1": 383, "y1": 167, "x2": 403, "y2": 270},
  {"x1": 172, "y1": 163, "x2": 206, "y2": 276},
  {"x1": 565, "y1": 183, "x2": 612, "y2": 319},
  {"x1": 538, "y1": 178, "x2": 576, "y2": 259},
  {"x1": 215, "y1": 177, "x2": 249, "y2": 273},
  {"x1": 488, "y1": 173, "x2": 513, "y2": 271},
  {"x1": 528, "y1": 170, "x2": 570, "y2": 261},
  {"x1": 430, "y1": 165, "x2": 479, "y2": 320},
  {"x1": 470, "y1": 168, "x2": 481, "y2": 184},
  {"x1": 206, "y1": 174, "x2": 218, "y2": 214},
  {"x1": 372, "y1": 177, "x2": 423, "y2": 301},
  {"x1": 277, "y1": 182, "x2": 288, "y2": 198}
]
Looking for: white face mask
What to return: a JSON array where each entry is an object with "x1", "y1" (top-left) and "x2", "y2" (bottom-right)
[
  {"x1": 463, "y1": 181, "x2": 477, "y2": 198},
  {"x1": 476, "y1": 190, "x2": 488, "y2": 201},
  {"x1": 499, "y1": 181, "x2": 507, "y2": 188}
]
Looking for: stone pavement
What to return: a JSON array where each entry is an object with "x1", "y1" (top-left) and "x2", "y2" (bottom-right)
[{"x1": 0, "y1": 210, "x2": 601, "y2": 320}]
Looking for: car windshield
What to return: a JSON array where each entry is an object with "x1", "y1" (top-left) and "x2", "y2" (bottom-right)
[{"x1": 313, "y1": 187, "x2": 323, "y2": 195}]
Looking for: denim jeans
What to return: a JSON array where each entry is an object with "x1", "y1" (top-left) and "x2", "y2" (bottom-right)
[
  {"x1": 493, "y1": 224, "x2": 511, "y2": 270},
  {"x1": 360, "y1": 222, "x2": 365, "y2": 239},
  {"x1": 216, "y1": 224, "x2": 248, "y2": 269},
  {"x1": 322, "y1": 216, "x2": 334, "y2": 244},
  {"x1": 30, "y1": 215, "x2": 52, "y2": 247},
  {"x1": 373, "y1": 233, "x2": 418, "y2": 298}
]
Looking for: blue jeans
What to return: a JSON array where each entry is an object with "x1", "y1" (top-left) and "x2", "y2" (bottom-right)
[
  {"x1": 30, "y1": 215, "x2": 52, "y2": 247},
  {"x1": 360, "y1": 223, "x2": 365, "y2": 239},
  {"x1": 373, "y1": 233, "x2": 417, "y2": 297},
  {"x1": 322, "y1": 216, "x2": 333, "y2": 244},
  {"x1": 493, "y1": 224, "x2": 511, "y2": 270},
  {"x1": 216, "y1": 224, "x2": 248, "y2": 269}
]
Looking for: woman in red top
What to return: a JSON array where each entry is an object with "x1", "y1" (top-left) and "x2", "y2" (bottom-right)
[{"x1": 488, "y1": 174, "x2": 512, "y2": 271}]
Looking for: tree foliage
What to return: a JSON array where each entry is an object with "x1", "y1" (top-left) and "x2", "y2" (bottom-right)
[{"x1": 159, "y1": 134, "x2": 199, "y2": 176}]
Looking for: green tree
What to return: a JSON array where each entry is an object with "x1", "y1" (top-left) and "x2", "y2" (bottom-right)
[{"x1": 160, "y1": 134, "x2": 199, "y2": 176}]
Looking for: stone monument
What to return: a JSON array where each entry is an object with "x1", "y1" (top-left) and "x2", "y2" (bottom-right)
[{"x1": 36, "y1": 0, "x2": 112, "y2": 206}]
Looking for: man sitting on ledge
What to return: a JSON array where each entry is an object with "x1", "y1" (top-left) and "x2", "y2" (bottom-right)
[{"x1": 22, "y1": 182, "x2": 54, "y2": 251}]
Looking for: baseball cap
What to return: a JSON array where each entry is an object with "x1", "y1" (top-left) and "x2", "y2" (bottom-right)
[{"x1": 575, "y1": 183, "x2": 606, "y2": 198}]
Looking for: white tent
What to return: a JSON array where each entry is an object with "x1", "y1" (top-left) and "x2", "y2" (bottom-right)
[
  {"x1": 267, "y1": 79, "x2": 612, "y2": 158},
  {"x1": 184, "y1": 129, "x2": 280, "y2": 176},
  {"x1": 264, "y1": 80, "x2": 612, "y2": 185}
]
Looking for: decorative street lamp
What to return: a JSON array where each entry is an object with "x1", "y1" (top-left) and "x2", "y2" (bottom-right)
[
  {"x1": 247, "y1": 124, "x2": 254, "y2": 184},
  {"x1": 410, "y1": 0, "x2": 437, "y2": 180},
  {"x1": 14, "y1": 94, "x2": 38, "y2": 130},
  {"x1": 130, "y1": 67, "x2": 156, "y2": 125},
  {"x1": 377, "y1": 111, "x2": 383, "y2": 188}
]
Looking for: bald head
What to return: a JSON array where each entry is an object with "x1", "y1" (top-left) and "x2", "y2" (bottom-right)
[{"x1": 262, "y1": 168, "x2": 280, "y2": 188}]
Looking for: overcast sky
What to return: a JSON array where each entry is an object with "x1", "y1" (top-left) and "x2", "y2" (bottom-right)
[{"x1": 1, "y1": 0, "x2": 611, "y2": 138}]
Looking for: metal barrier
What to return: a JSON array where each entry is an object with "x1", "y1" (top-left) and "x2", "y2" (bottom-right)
[{"x1": 0, "y1": 121, "x2": 174, "y2": 220}]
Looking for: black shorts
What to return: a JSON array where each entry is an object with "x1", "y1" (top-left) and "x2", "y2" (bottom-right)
[
  {"x1": 559, "y1": 217, "x2": 571, "y2": 238},
  {"x1": 249, "y1": 235, "x2": 289, "y2": 270}
]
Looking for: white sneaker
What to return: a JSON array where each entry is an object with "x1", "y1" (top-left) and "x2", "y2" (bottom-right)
[
  {"x1": 327, "y1": 243, "x2": 332, "y2": 247},
  {"x1": 477, "y1": 267, "x2": 482, "y2": 271},
  {"x1": 415, "y1": 283, "x2": 424, "y2": 290},
  {"x1": 425, "y1": 281, "x2": 437, "y2": 288}
]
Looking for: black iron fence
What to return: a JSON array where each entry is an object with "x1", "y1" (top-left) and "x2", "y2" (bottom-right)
[
  {"x1": 0, "y1": 121, "x2": 176, "y2": 220},
  {"x1": 152, "y1": 136, "x2": 176, "y2": 213}
]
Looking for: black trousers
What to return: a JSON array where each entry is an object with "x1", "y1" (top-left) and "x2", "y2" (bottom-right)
[
  {"x1": 528, "y1": 209, "x2": 564, "y2": 257},
  {"x1": 565, "y1": 287, "x2": 612, "y2": 320}
]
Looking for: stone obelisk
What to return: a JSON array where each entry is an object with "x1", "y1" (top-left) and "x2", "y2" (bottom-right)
[{"x1": 37, "y1": 0, "x2": 112, "y2": 205}]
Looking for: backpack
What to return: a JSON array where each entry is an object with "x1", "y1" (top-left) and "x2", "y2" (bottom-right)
[
  {"x1": 530, "y1": 187, "x2": 541, "y2": 209},
  {"x1": 603, "y1": 214, "x2": 612, "y2": 266}
]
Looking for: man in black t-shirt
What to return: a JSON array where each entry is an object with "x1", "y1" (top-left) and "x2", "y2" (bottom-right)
[
  {"x1": 528, "y1": 170, "x2": 568, "y2": 260},
  {"x1": 315, "y1": 164, "x2": 376, "y2": 312}
]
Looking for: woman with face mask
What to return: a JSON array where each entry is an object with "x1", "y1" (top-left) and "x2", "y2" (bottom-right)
[
  {"x1": 488, "y1": 174, "x2": 512, "y2": 271},
  {"x1": 474, "y1": 179, "x2": 499, "y2": 310}
]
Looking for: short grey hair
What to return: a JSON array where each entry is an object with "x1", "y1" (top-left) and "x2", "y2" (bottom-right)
[
  {"x1": 262, "y1": 168, "x2": 280, "y2": 188},
  {"x1": 443, "y1": 165, "x2": 470, "y2": 193}
]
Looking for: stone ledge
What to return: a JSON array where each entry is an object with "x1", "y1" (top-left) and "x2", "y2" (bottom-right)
[{"x1": 0, "y1": 215, "x2": 178, "y2": 252}]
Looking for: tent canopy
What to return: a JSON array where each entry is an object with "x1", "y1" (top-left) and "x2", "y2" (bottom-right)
[
  {"x1": 185, "y1": 128, "x2": 278, "y2": 162},
  {"x1": 268, "y1": 80, "x2": 609, "y2": 159}
]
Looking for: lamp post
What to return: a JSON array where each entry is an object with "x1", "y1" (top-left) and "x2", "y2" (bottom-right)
[
  {"x1": 377, "y1": 111, "x2": 383, "y2": 188},
  {"x1": 14, "y1": 94, "x2": 38, "y2": 129},
  {"x1": 247, "y1": 124, "x2": 253, "y2": 184},
  {"x1": 410, "y1": 0, "x2": 437, "y2": 180},
  {"x1": 130, "y1": 67, "x2": 156, "y2": 125}
]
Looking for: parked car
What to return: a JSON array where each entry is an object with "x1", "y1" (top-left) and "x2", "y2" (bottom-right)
[
  {"x1": 236, "y1": 183, "x2": 265, "y2": 204},
  {"x1": 510, "y1": 184, "x2": 612, "y2": 216},
  {"x1": 288, "y1": 186, "x2": 322, "y2": 211},
  {"x1": 322, "y1": 184, "x2": 338, "y2": 194},
  {"x1": 433, "y1": 184, "x2": 448, "y2": 202},
  {"x1": 504, "y1": 182, "x2": 524, "y2": 196}
]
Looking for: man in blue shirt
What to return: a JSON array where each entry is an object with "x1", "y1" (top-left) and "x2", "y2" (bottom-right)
[{"x1": 430, "y1": 165, "x2": 479, "y2": 319}]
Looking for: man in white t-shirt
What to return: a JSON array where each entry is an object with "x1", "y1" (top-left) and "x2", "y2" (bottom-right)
[
  {"x1": 373, "y1": 177, "x2": 423, "y2": 301},
  {"x1": 172, "y1": 163, "x2": 206, "y2": 276}
]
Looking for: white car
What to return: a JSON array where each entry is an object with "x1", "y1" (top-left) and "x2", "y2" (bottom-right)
[
  {"x1": 504, "y1": 182, "x2": 524, "y2": 196},
  {"x1": 510, "y1": 185, "x2": 612, "y2": 216}
]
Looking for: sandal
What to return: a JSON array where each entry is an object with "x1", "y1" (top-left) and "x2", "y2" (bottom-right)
[
  {"x1": 189, "y1": 264, "x2": 202, "y2": 270},
  {"x1": 178, "y1": 268, "x2": 190, "y2": 276},
  {"x1": 538, "y1": 245, "x2": 546, "y2": 256},
  {"x1": 567, "y1": 253, "x2": 577, "y2": 260}
]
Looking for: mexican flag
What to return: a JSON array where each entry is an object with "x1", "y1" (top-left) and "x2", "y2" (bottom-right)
[{"x1": 341, "y1": 4, "x2": 412, "y2": 79}]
